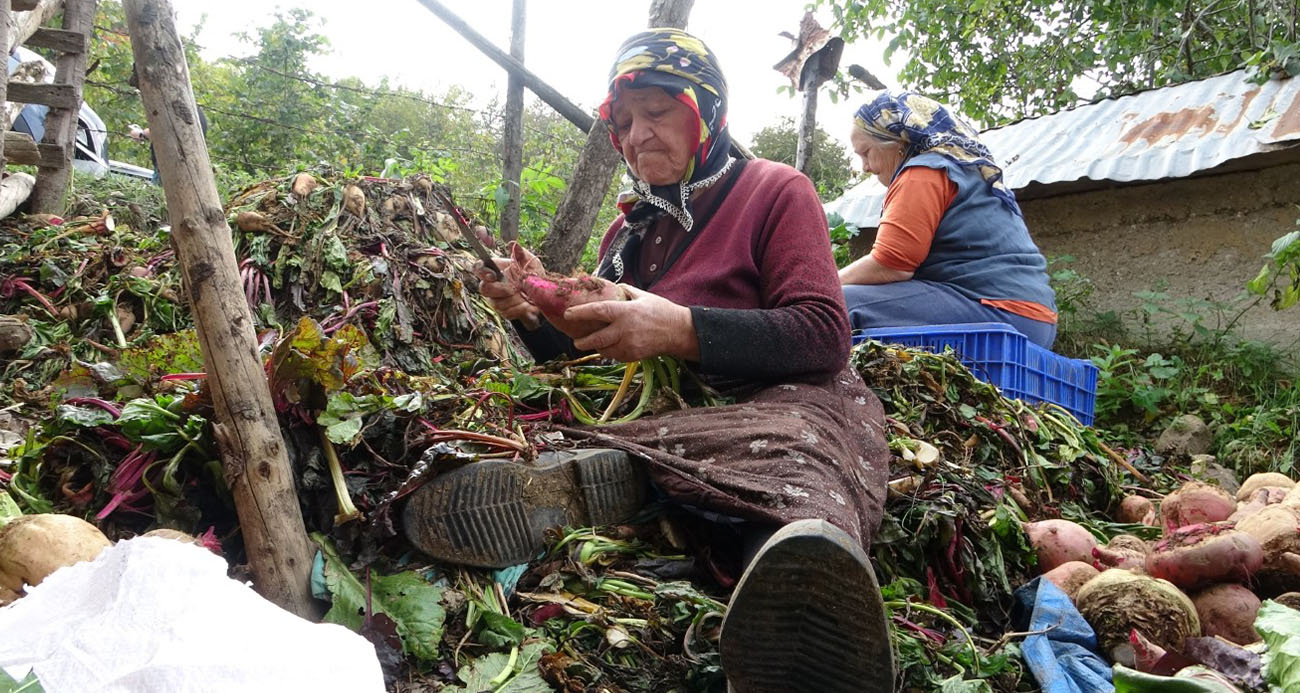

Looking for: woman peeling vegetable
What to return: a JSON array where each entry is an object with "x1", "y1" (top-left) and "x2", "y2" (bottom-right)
[{"x1": 402, "y1": 29, "x2": 893, "y2": 693}]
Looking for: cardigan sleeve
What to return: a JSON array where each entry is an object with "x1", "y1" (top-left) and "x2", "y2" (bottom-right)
[{"x1": 690, "y1": 173, "x2": 850, "y2": 381}]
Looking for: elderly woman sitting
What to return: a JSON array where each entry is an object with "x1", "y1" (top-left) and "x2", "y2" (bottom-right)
[
  {"x1": 403, "y1": 29, "x2": 895, "y2": 693},
  {"x1": 840, "y1": 91, "x2": 1058, "y2": 348}
]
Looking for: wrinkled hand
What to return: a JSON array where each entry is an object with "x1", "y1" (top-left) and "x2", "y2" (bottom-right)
[
  {"x1": 567, "y1": 285, "x2": 700, "y2": 363},
  {"x1": 473, "y1": 258, "x2": 540, "y2": 329}
]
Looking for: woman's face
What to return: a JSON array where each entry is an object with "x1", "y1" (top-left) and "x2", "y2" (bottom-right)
[
  {"x1": 851, "y1": 128, "x2": 906, "y2": 185},
  {"x1": 610, "y1": 86, "x2": 699, "y2": 185}
]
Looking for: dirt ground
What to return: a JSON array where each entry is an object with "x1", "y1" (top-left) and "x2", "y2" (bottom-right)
[{"x1": 1025, "y1": 163, "x2": 1300, "y2": 346}]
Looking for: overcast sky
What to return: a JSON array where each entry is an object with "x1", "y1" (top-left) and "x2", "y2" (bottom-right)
[{"x1": 167, "y1": 0, "x2": 898, "y2": 159}]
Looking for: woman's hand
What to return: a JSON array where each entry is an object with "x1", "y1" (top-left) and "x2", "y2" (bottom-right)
[
  {"x1": 473, "y1": 259, "x2": 541, "y2": 329},
  {"x1": 566, "y1": 286, "x2": 700, "y2": 362}
]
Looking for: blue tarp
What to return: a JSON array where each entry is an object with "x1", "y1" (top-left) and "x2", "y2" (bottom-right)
[{"x1": 1011, "y1": 577, "x2": 1115, "y2": 693}]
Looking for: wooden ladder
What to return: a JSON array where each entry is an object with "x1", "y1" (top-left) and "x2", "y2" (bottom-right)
[{"x1": 2, "y1": 0, "x2": 98, "y2": 214}]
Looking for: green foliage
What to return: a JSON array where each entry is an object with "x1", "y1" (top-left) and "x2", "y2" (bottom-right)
[
  {"x1": 83, "y1": 1, "x2": 612, "y2": 249},
  {"x1": 749, "y1": 116, "x2": 857, "y2": 200},
  {"x1": 1247, "y1": 225, "x2": 1300, "y2": 310},
  {"x1": 826, "y1": 211, "x2": 860, "y2": 267},
  {"x1": 314, "y1": 534, "x2": 447, "y2": 664},
  {"x1": 818, "y1": 0, "x2": 1300, "y2": 124},
  {"x1": 1257, "y1": 601, "x2": 1300, "y2": 689}
]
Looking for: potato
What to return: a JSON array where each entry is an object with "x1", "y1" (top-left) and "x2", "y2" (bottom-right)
[{"x1": 0, "y1": 514, "x2": 112, "y2": 593}]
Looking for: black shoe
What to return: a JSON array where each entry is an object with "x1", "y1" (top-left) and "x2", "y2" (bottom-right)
[
  {"x1": 720, "y1": 519, "x2": 895, "y2": 693},
  {"x1": 401, "y1": 448, "x2": 645, "y2": 568}
]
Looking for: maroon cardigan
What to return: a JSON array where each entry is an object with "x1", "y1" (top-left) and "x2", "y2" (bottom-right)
[{"x1": 521, "y1": 159, "x2": 849, "y2": 382}]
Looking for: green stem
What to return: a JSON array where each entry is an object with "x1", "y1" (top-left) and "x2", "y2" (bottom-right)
[
  {"x1": 488, "y1": 645, "x2": 519, "y2": 688},
  {"x1": 883, "y1": 600, "x2": 981, "y2": 678}
]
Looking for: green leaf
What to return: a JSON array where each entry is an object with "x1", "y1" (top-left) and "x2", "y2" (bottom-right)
[
  {"x1": 939, "y1": 675, "x2": 992, "y2": 693},
  {"x1": 312, "y1": 534, "x2": 446, "y2": 663},
  {"x1": 0, "y1": 669, "x2": 43, "y2": 693},
  {"x1": 0, "y1": 491, "x2": 22, "y2": 527},
  {"x1": 476, "y1": 610, "x2": 526, "y2": 648},
  {"x1": 55, "y1": 404, "x2": 117, "y2": 428},
  {"x1": 452, "y1": 642, "x2": 552, "y2": 693},
  {"x1": 1257, "y1": 600, "x2": 1300, "y2": 689}
]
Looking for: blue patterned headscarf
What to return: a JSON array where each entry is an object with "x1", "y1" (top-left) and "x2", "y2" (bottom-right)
[{"x1": 855, "y1": 90, "x2": 1021, "y2": 217}]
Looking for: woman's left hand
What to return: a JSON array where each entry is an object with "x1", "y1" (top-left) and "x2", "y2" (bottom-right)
[{"x1": 566, "y1": 286, "x2": 700, "y2": 363}]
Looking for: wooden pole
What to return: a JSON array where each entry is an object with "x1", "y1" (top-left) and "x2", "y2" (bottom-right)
[
  {"x1": 537, "y1": 0, "x2": 696, "y2": 274},
  {"x1": 413, "y1": 0, "x2": 593, "y2": 131},
  {"x1": 124, "y1": 0, "x2": 316, "y2": 617},
  {"x1": 0, "y1": 0, "x2": 9, "y2": 173},
  {"x1": 795, "y1": 66, "x2": 819, "y2": 174},
  {"x1": 499, "y1": 0, "x2": 525, "y2": 242},
  {"x1": 28, "y1": 0, "x2": 94, "y2": 214}
]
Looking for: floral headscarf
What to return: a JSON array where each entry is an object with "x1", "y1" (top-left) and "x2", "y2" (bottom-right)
[
  {"x1": 597, "y1": 28, "x2": 734, "y2": 234},
  {"x1": 855, "y1": 90, "x2": 1021, "y2": 217}
]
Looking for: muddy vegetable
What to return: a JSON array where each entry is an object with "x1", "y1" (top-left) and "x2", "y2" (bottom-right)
[
  {"x1": 0, "y1": 315, "x2": 32, "y2": 354},
  {"x1": 1237, "y1": 472, "x2": 1295, "y2": 501},
  {"x1": 1025, "y1": 519, "x2": 1099, "y2": 572},
  {"x1": 342, "y1": 184, "x2": 365, "y2": 217},
  {"x1": 1161, "y1": 481, "x2": 1236, "y2": 532},
  {"x1": 1093, "y1": 534, "x2": 1150, "y2": 571},
  {"x1": 0, "y1": 514, "x2": 112, "y2": 594},
  {"x1": 1236, "y1": 504, "x2": 1300, "y2": 588},
  {"x1": 1074, "y1": 569, "x2": 1200, "y2": 655},
  {"x1": 505, "y1": 242, "x2": 627, "y2": 339},
  {"x1": 291, "y1": 172, "x2": 318, "y2": 198},
  {"x1": 1191, "y1": 583, "x2": 1262, "y2": 645},
  {"x1": 1042, "y1": 560, "x2": 1099, "y2": 599},
  {"x1": 1117, "y1": 494, "x2": 1156, "y2": 525},
  {"x1": 1144, "y1": 522, "x2": 1262, "y2": 589}
]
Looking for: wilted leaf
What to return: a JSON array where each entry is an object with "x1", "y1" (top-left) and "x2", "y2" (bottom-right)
[{"x1": 313, "y1": 534, "x2": 446, "y2": 663}]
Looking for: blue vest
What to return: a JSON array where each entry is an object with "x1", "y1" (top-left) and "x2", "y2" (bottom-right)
[{"x1": 899, "y1": 152, "x2": 1057, "y2": 312}]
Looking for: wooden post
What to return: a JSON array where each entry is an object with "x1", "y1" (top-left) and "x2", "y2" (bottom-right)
[
  {"x1": 0, "y1": 0, "x2": 9, "y2": 174},
  {"x1": 414, "y1": 0, "x2": 593, "y2": 131},
  {"x1": 499, "y1": 0, "x2": 525, "y2": 242},
  {"x1": 28, "y1": 0, "x2": 94, "y2": 214},
  {"x1": 124, "y1": 0, "x2": 316, "y2": 617},
  {"x1": 795, "y1": 59, "x2": 819, "y2": 174},
  {"x1": 537, "y1": 0, "x2": 696, "y2": 274}
]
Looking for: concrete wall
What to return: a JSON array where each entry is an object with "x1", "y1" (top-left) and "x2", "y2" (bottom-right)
[{"x1": 1023, "y1": 163, "x2": 1300, "y2": 346}]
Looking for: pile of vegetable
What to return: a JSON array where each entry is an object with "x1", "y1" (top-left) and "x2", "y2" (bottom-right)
[{"x1": 6, "y1": 171, "x2": 1300, "y2": 691}]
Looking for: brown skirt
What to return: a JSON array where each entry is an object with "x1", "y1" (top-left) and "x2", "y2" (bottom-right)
[{"x1": 560, "y1": 366, "x2": 891, "y2": 546}]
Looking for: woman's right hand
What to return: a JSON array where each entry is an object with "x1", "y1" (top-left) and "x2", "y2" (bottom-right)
[{"x1": 474, "y1": 259, "x2": 542, "y2": 329}]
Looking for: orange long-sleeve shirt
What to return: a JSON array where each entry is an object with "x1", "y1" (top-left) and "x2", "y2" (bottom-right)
[{"x1": 870, "y1": 167, "x2": 1057, "y2": 324}]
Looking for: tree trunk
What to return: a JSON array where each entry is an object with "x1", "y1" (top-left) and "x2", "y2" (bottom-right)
[
  {"x1": 5, "y1": 0, "x2": 61, "y2": 57},
  {"x1": 124, "y1": 0, "x2": 316, "y2": 618},
  {"x1": 499, "y1": 0, "x2": 525, "y2": 242},
  {"x1": 0, "y1": 0, "x2": 9, "y2": 173},
  {"x1": 538, "y1": 0, "x2": 696, "y2": 274}
]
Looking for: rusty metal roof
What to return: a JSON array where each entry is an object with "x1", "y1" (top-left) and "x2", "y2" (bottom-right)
[{"x1": 826, "y1": 70, "x2": 1300, "y2": 227}]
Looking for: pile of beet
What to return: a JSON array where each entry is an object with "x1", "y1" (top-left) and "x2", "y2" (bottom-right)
[{"x1": 1027, "y1": 472, "x2": 1300, "y2": 679}]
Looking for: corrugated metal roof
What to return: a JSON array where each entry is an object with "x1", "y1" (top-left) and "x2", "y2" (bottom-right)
[{"x1": 825, "y1": 70, "x2": 1300, "y2": 228}]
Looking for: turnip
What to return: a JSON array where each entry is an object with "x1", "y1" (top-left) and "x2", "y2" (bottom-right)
[
  {"x1": 0, "y1": 514, "x2": 112, "y2": 596},
  {"x1": 1093, "y1": 534, "x2": 1150, "y2": 572},
  {"x1": 1024, "y1": 519, "x2": 1099, "y2": 572},
  {"x1": 1144, "y1": 522, "x2": 1262, "y2": 589},
  {"x1": 1117, "y1": 494, "x2": 1157, "y2": 525},
  {"x1": 1074, "y1": 569, "x2": 1200, "y2": 655},
  {"x1": 342, "y1": 184, "x2": 366, "y2": 217},
  {"x1": 1042, "y1": 560, "x2": 1099, "y2": 599},
  {"x1": 1161, "y1": 481, "x2": 1236, "y2": 532},
  {"x1": 1236, "y1": 504, "x2": 1300, "y2": 591},
  {"x1": 1230, "y1": 486, "x2": 1289, "y2": 522},
  {"x1": 1191, "y1": 583, "x2": 1262, "y2": 645},
  {"x1": 1237, "y1": 472, "x2": 1295, "y2": 501},
  {"x1": 291, "y1": 172, "x2": 317, "y2": 198},
  {"x1": 504, "y1": 242, "x2": 628, "y2": 339}
]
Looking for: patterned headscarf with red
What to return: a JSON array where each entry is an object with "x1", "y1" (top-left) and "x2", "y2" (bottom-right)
[{"x1": 597, "y1": 28, "x2": 734, "y2": 234}]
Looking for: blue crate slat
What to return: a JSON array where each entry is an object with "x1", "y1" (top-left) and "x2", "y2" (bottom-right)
[{"x1": 851, "y1": 322, "x2": 1097, "y2": 426}]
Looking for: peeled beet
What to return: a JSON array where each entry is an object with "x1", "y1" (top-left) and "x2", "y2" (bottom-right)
[
  {"x1": 1145, "y1": 521, "x2": 1262, "y2": 589},
  {"x1": 1191, "y1": 583, "x2": 1262, "y2": 645},
  {"x1": 505, "y1": 242, "x2": 626, "y2": 339},
  {"x1": 1161, "y1": 481, "x2": 1236, "y2": 532},
  {"x1": 1025, "y1": 519, "x2": 1099, "y2": 572}
]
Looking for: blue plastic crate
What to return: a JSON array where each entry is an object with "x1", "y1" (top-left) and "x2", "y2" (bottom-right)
[{"x1": 851, "y1": 322, "x2": 1097, "y2": 425}]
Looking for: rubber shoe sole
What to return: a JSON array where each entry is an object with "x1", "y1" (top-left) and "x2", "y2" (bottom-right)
[
  {"x1": 401, "y1": 449, "x2": 645, "y2": 568},
  {"x1": 720, "y1": 519, "x2": 895, "y2": 693}
]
